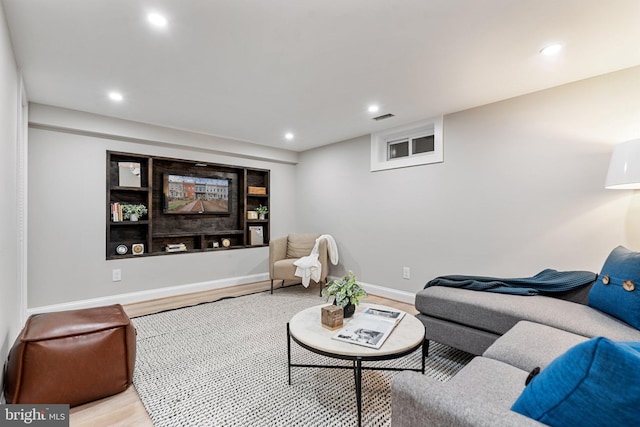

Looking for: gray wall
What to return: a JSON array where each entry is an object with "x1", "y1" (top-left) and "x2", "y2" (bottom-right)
[
  {"x1": 0, "y1": 2, "x2": 19, "y2": 368},
  {"x1": 27, "y1": 106, "x2": 299, "y2": 309},
  {"x1": 296, "y1": 67, "x2": 640, "y2": 295}
]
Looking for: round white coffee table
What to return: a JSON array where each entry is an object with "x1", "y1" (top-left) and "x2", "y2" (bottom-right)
[{"x1": 287, "y1": 303, "x2": 426, "y2": 427}]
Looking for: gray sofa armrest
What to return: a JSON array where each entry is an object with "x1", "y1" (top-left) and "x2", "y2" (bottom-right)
[{"x1": 391, "y1": 358, "x2": 542, "y2": 427}]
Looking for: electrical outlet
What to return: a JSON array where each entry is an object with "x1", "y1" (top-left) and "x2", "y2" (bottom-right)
[
  {"x1": 403, "y1": 267, "x2": 410, "y2": 279},
  {"x1": 112, "y1": 269, "x2": 122, "y2": 282}
]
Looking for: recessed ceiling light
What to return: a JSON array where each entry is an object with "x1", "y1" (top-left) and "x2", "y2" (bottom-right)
[
  {"x1": 108, "y1": 92, "x2": 123, "y2": 101},
  {"x1": 540, "y1": 44, "x2": 562, "y2": 56},
  {"x1": 147, "y1": 13, "x2": 167, "y2": 27},
  {"x1": 368, "y1": 105, "x2": 379, "y2": 113},
  {"x1": 285, "y1": 133, "x2": 294, "y2": 140}
]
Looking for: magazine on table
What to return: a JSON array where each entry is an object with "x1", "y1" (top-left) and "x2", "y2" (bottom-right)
[{"x1": 332, "y1": 307, "x2": 406, "y2": 349}]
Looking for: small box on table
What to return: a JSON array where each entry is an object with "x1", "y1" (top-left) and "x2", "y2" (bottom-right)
[{"x1": 321, "y1": 305, "x2": 344, "y2": 330}]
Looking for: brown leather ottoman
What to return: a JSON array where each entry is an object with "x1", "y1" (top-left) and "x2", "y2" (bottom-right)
[{"x1": 3, "y1": 304, "x2": 136, "y2": 407}]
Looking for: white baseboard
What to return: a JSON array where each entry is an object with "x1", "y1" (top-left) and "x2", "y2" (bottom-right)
[
  {"x1": 26, "y1": 273, "x2": 416, "y2": 317},
  {"x1": 360, "y1": 282, "x2": 416, "y2": 305},
  {"x1": 25, "y1": 273, "x2": 270, "y2": 317},
  {"x1": 325, "y1": 275, "x2": 416, "y2": 305}
]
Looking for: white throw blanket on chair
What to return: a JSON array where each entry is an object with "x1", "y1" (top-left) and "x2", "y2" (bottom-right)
[{"x1": 294, "y1": 234, "x2": 339, "y2": 287}]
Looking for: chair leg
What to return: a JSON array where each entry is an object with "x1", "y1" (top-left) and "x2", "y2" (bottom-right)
[{"x1": 270, "y1": 280, "x2": 274, "y2": 294}]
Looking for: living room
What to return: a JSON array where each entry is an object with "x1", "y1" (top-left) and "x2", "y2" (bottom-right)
[{"x1": 1, "y1": 1, "x2": 640, "y2": 425}]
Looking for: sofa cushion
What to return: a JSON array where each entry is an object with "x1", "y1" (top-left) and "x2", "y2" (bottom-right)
[
  {"x1": 511, "y1": 337, "x2": 640, "y2": 426},
  {"x1": 415, "y1": 286, "x2": 640, "y2": 341},
  {"x1": 392, "y1": 357, "x2": 541, "y2": 427},
  {"x1": 589, "y1": 245, "x2": 640, "y2": 329},
  {"x1": 483, "y1": 321, "x2": 588, "y2": 372},
  {"x1": 286, "y1": 233, "x2": 318, "y2": 258}
]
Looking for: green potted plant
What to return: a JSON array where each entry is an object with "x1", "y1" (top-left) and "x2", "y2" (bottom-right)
[
  {"x1": 122, "y1": 204, "x2": 148, "y2": 221},
  {"x1": 255, "y1": 204, "x2": 268, "y2": 220},
  {"x1": 322, "y1": 271, "x2": 367, "y2": 318}
]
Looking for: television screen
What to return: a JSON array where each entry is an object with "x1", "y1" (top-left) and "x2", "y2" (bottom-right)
[{"x1": 164, "y1": 174, "x2": 230, "y2": 214}]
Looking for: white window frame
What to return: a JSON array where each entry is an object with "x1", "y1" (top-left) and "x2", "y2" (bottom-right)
[
  {"x1": 387, "y1": 139, "x2": 410, "y2": 159},
  {"x1": 370, "y1": 116, "x2": 443, "y2": 172}
]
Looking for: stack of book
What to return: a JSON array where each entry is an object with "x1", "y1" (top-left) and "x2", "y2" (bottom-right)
[
  {"x1": 165, "y1": 243, "x2": 187, "y2": 253},
  {"x1": 111, "y1": 202, "x2": 124, "y2": 222}
]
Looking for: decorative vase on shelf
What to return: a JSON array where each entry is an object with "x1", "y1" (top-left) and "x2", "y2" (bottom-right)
[
  {"x1": 122, "y1": 204, "x2": 147, "y2": 222},
  {"x1": 255, "y1": 204, "x2": 268, "y2": 221}
]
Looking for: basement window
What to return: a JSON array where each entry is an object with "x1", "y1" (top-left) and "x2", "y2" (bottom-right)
[
  {"x1": 371, "y1": 117, "x2": 443, "y2": 171},
  {"x1": 388, "y1": 140, "x2": 409, "y2": 159},
  {"x1": 387, "y1": 135, "x2": 435, "y2": 160}
]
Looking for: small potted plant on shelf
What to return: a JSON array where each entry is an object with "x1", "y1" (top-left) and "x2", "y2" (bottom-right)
[
  {"x1": 122, "y1": 204, "x2": 148, "y2": 221},
  {"x1": 322, "y1": 271, "x2": 367, "y2": 318},
  {"x1": 255, "y1": 204, "x2": 268, "y2": 220}
]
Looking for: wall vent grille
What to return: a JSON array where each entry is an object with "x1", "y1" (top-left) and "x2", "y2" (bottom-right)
[{"x1": 372, "y1": 113, "x2": 395, "y2": 121}]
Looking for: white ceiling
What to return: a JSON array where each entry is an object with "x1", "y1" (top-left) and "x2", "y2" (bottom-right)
[{"x1": 3, "y1": 0, "x2": 640, "y2": 152}]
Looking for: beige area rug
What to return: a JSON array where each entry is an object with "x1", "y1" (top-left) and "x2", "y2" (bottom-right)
[{"x1": 132, "y1": 286, "x2": 473, "y2": 426}]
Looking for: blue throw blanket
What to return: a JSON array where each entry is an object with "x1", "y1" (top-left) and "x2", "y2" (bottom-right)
[{"x1": 424, "y1": 269, "x2": 597, "y2": 296}]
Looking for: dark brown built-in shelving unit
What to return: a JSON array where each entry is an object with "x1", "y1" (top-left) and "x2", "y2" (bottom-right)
[{"x1": 106, "y1": 151, "x2": 270, "y2": 259}]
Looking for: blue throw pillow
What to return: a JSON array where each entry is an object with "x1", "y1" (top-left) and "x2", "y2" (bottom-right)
[
  {"x1": 511, "y1": 337, "x2": 640, "y2": 426},
  {"x1": 588, "y1": 245, "x2": 640, "y2": 329}
]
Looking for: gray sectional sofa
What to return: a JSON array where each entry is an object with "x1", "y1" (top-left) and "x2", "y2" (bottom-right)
[{"x1": 391, "y1": 283, "x2": 640, "y2": 426}]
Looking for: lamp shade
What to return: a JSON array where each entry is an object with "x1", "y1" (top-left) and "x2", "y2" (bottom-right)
[{"x1": 605, "y1": 139, "x2": 640, "y2": 190}]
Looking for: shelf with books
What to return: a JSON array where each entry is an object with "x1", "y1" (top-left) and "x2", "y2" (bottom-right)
[{"x1": 107, "y1": 152, "x2": 152, "y2": 258}]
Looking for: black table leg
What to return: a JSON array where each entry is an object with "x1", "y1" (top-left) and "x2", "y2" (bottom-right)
[
  {"x1": 287, "y1": 323, "x2": 292, "y2": 385},
  {"x1": 355, "y1": 358, "x2": 362, "y2": 427},
  {"x1": 288, "y1": 321, "x2": 424, "y2": 426}
]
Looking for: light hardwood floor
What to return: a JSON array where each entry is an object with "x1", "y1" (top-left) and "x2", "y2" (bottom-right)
[{"x1": 69, "y1": 280, "x2": 417, "y2": 426}]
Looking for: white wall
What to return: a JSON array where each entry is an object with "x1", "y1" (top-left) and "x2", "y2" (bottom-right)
[
  {"x1": 21, "y1": 65, "x2": 640, "y2": 310},
  {"x1": 0, "y1": 2, "x2": 20, "y2": 366},
  {"x1": 27, "y1": 106, "x2": 299, "y2": 309},
  {"x1": 296, "y1": 67, "x2": 640, "y2": 297}
]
